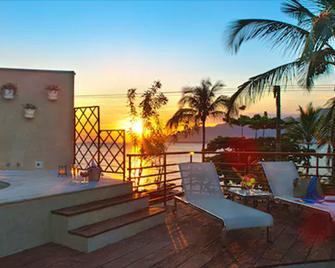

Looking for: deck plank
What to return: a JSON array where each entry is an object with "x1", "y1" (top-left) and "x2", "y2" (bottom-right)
[{"x1": 2, "y1": 202, "x2": 335, "y2": 267}]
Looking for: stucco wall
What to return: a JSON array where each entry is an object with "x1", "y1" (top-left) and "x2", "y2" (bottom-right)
[{"x1": 0, "y1": 68, "x2": 75, "y2": 170}]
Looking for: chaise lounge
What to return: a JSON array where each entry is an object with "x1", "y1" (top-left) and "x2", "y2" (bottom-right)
[
  {"x1": 261, "y1": 161, "x2": 335, "y2": 221},
  {"x1": 176, "y1": 162, "x2": 273, "y2": 240}
]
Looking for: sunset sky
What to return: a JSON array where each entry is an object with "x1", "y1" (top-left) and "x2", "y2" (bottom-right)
[{"x1": 1, "y1": 0, "x2": 335, "y2": 129}]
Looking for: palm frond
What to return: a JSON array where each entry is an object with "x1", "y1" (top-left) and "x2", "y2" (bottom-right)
[
  {"x1": 210, "y1": 80, "x2": 225, "y2": 96},
  {"x1": 313, "y1": 0, "x2": 335, "y2": 10},
  {"x1": 209, "y1": 95, "x2": 230, "y2": 111},
  {"x1": 281, "y1": 0, "x2": 316, "y2": 26},
  {"x1": 226, "y1": 19, "x2": 309, "y2": 55},
  {"x1": 285, "y1": 103, "x2": 321, "y2": 145},
  {"x1": 299, "y1": 47, "x2": 335, "y2": 89},
  {"x1": 319, "y1": 97, "x2": 335, "y2": 135},
  {"x1": 178, "y1": 89, "x2": 200, "y2": 108},
  {"x1": 166, "y1": 108, "x2": 197, "y2": 130},
  {"x1": 209, "y1": 110, "x2": 225, "y2": 120},
  {"x1": 226, "y1": 60, "x2": 303, "y2": 118}
]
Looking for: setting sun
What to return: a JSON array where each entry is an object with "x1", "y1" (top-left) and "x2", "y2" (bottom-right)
[{"x1": 132, "y1": 119, "x2": 143, "y2": 136}]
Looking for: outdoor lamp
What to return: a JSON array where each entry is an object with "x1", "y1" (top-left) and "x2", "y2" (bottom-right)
[{"x1": 57, "y1": 165, "x2": 67, "y2": 177}]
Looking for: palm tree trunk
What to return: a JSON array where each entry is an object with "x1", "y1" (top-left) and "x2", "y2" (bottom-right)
[
  {"x1": 202, "y1": 120, "x2": 206, "y2": 162},
  {"x1": 202, "y1": 120, "x2": 206, "y2": 151},
  {"x1": 306, "y1": 143, "x2": 310, "y2": 176}
]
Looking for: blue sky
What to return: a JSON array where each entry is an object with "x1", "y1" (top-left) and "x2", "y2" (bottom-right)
[{"x1": 1, "y1": 0, "x2": 334, "y2": 128}]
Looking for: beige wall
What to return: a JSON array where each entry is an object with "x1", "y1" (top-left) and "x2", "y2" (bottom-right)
[{"x1": 0, "y1": 68, "x2": 75, "y2": 170}]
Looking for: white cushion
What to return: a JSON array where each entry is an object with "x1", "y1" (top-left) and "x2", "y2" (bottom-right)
[
  {"x1": 179, "y1": 162, "x2": 273, "y2": 230},
  {"x1": 189, "y1": 196, "x2": 273, "y2": 230}
]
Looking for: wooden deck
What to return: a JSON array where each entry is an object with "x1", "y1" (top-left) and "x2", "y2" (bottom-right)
[{"x1": 2, "y1": 201, "x2": 335, "y2": 268}]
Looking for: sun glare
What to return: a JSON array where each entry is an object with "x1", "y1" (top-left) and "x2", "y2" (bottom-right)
[{"x1": 131, "y1": 119, "x2": 143, "y2": 136}]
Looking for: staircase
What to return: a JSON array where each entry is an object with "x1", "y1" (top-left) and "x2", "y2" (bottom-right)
[{"x1": 51, "y1": 183, "x2": 166, "y2": 253}]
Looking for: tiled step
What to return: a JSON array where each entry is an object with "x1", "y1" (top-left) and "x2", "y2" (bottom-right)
[
  {"x1": 64, "y1": 207, "x2": 166, "y2": 253},
  {"x1": 51, "y1": 194, "x2": 149, "y2": 231}
]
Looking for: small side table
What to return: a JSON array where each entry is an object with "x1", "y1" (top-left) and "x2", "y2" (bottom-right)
[{"x1": 227, "y1": 188, "x2": 272, "y2": 211}]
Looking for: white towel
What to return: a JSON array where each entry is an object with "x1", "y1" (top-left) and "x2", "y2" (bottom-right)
[{"x1": 324, "y1": 196, "x2": 335, "y2": 202}]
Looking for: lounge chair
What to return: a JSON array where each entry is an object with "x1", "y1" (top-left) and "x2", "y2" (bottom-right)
[
  {"x1": 261, "y1": 161, "x2": 335, "y2": 221},
  {"x1": 176, "y1": 162, "x2": 273, "y2": 241}
]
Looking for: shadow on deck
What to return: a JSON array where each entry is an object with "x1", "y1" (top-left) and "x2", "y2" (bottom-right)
[{"x1": 2, "y1": 201, "x2": 335, "y2": 268}]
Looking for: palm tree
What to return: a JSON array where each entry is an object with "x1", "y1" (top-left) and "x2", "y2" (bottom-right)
[
  {"x1": 238, "y1": 115, "x2": 251, "y2": 137},
  {"x1": 285, "y1": 102, "x2": 321, "y2": 175},
  {"x1": 166, "y1": 79, "x2": 232, "y2": 152},
  {"x1": 249, "y1": 114, "x2": 263, "y2": 139},
  {"x1": 225, "y1": 0, "x2": 335, "y2": 125},
  {"x1": 285, "y1": 103, "x2": 321, "y2": 151},
  {"x1": 318, "y1": 98, "x2": 335, "y2": 177},
  {"x1": 260, "y1": 112, "x2": 271, "y2": 137},
  {"x1": 228, "y1": 117, "x2": 241, "y2": 136}
]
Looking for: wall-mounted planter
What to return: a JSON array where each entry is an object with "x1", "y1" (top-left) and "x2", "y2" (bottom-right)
[
  {"x1": 23, "y1": 104, "x2": 37, "y2": 119},
  {"x1": 1, "y1": 83, "x2": 17, "y2": 100},
  {"x1": 47, "y1": 90, "x2": 59, "y2": 101},
  {"x1": 46, "y1": 85, "x2": 60, "y2": 101}
]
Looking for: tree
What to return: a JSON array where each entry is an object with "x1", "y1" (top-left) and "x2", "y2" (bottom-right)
[
  {"x1": 239, "y1": 115, "x2": 252, "y2": 137},
  {"x1": 249, "y1": 114, "x2": 263, "y2": 139},
  {"x1": 285, "y1": 103, "x2": 321, "y2": 151},
  {"x1": 318, "y1": 98, "x2": 335, "y2": 178},
  {"x1": 127, "y1": 81, "x2": 168, "y2": 188},
  {"x1": 206, "y1": 136, "x2": 301, "y2": 177},
  {"x1": 260, "y1": 112, "x2": 271, "y2": 137},
  {"x1": 285, "y1": 103, "x2": 321, "y2": 175},
  {"x1": 225, "y1": 0, "x2": 335, "y2": 125},
  {"x1": 166, "y1": 79, "x2": 232, "y2": 152},
  {"x1": 230, "y1": 115, "x2": 251, "y2": 137}
]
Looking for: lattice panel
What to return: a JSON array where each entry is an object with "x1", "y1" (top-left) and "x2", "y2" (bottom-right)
[
  {"x1": 74, "y1": 106, "x2": 100, "y2": 169},
  {"x1": 99, "y1": 130, "x2": 126, "y2": 175}
]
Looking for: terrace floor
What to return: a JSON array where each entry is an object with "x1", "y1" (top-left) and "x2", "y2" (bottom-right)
[{"x1": 2, "y1": 201, "x2": 335, "y2": 268}]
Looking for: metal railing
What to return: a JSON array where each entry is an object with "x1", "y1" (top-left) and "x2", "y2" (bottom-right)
[{"x1": 127, "y1": 151, "x2": 335, "y2": 205}]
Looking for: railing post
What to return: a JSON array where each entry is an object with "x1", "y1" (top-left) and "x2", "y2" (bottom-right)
[
  {"x1": 316, "y1": 155, "x2": 319, "y2": 178},
  {"x1": 97, "y1": 107, "x2": 101, "y2": 166},
  {"x1": 189, "y1": 152, "x2": 193, "y2": 163},
  {"x1": 123, "y1": 130, "x2": 126, "y2": 181},
  {"x1": 128, "y1": 155, "x2": 132, "y2": 182},
  {"x1": 163, "y1": 153, "x2": 167, "y2": 207},
  {"x1": 274, "y1": 85, "x2": 281, "y2": 153}
]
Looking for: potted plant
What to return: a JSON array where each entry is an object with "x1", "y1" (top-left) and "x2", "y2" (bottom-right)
[
  {"x1": 45, "y1": 85, "x2": 60, "y2": 101},
  {"x1": 23, "y1": 103, "x2": 37, "y2": 119},
  {"x1": 1, "y1": 83, "x2": 17, "y2": 100}
]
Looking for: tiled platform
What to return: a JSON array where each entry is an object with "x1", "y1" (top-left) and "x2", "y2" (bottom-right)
[
  {"x1": 0, "y1": 170, "x2": 123, "y2": 205},
  {"x1": 2, "y1": 201, "x2": 335, "y2": 267}
]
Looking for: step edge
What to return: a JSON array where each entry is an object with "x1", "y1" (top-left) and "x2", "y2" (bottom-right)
[
  {"x1": 69, "y1": 207, "x2": 166, "y2": 238},
  {"x1": 51, "y1": 194, "x2": 147, "y2": 216}
]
